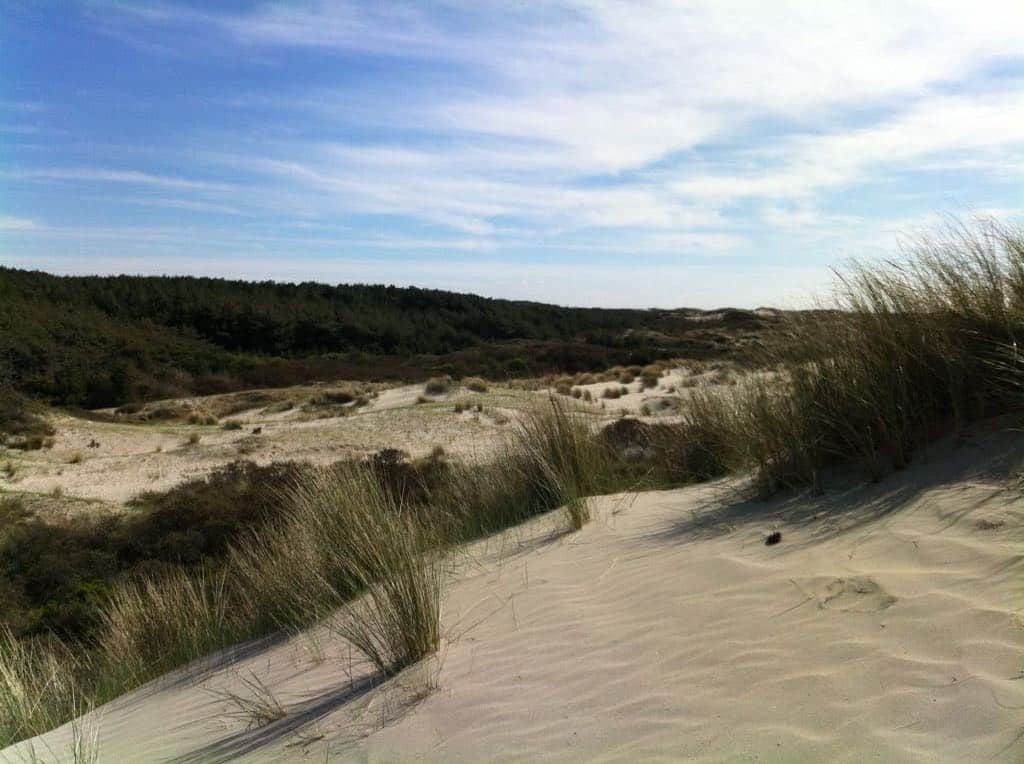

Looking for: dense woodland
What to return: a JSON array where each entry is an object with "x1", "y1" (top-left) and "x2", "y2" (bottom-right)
[{"x1": 0, "y1": 267, "x2": 772, "y2": 408}]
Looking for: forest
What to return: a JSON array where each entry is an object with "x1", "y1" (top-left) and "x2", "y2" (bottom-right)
[{"x1": 0, "y1": 267, "x2": 771, "y2": 408}]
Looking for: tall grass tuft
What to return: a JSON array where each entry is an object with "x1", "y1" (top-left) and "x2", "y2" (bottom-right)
[
  {"x1": 98, "y1": 569, "x2": 242, "y2": 682},
  {"x1": 681, "y1": 217, "x2": 1024, "y2": 495},
  {"x1": 440, "y1": 398, "x2": 612, "y2": 536},
  {"x1": 238, "y1": 466, "x2": 442, "y2": 676},
  {"x1": 0, "y1": 627, "x2": 86, "y2": 747}
]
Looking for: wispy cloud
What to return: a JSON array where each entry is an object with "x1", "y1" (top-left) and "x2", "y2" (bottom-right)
[
  {"x1": 11, "y1": 167, "x2": 230, "y2": 191},
  {"x1": 0, "y1": 215, "x2": 38, "y2": 231},
  {"x1": 671, "y1": 90, "x2": 1024, "y2": 204}
]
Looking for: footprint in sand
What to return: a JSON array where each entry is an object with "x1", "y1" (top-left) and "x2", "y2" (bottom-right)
[{"x1": 818, "y1": 576, "x2": 896, "y2": 613}]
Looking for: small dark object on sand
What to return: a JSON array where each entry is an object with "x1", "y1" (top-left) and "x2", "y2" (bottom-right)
[
  {"x1": 251, "y1": 427, "x2": 262, "y2": 435},
  {"x1": 765, "y1": 531, "x2": 782, "y2": 546},
  {"x1": 87, "y1": 439, "x2": 100, "y2": 448}
]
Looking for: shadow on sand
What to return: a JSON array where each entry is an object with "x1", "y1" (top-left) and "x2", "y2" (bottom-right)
[
  {"x1": 647, "y1": 424, "x2": 1024, "y2": 546},
  {"x1": 168, "y1": 669, "x2": 390, "y2": 764}
]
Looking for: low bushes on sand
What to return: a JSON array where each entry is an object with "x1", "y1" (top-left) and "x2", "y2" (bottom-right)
[
  {"x1": 0, "y1": 389, "x2": 54, "y2": 451},
  {"x1": 640, "y1": 364, "x2": 664, "y2": 388},
  {"x1": 423, "y1": 376, "x2": 453, "y2": 396}
]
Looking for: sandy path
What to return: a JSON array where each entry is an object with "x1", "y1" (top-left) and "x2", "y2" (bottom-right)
[{"x1": 5, "y1": 426, "x2": 1021, "y2": 762}]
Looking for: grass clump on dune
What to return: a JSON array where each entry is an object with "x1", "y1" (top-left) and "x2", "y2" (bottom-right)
[
  {"x1": 423, "y1": 376, "x2": 452, "y2": 396},
  {"x1": 0, "y1": 627, "x2": 84, "y2": 747},
  {"x1": 440, "y1": 398, "x2": 614, "y2": 536},
  {"x1": 231, "y1": 464, "x2": 441, "y2": 676},
  {"x1": 683, "y1": 217, "x2": 1024, "y2": 495}
]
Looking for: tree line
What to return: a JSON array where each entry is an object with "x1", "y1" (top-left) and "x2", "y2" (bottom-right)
[{"x1": 0, "y1": 267, "x2": 769, "y2": 408}]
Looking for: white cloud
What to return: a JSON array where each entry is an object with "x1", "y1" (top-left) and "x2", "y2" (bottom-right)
[
  {"x1": 0, "y1": 216, "x2": 38, "y2": 231},
  {"x1": 672, "y1": 90, "x2": 1024, "y2": 203},
  {"x1": 12, "y1": 167, "x2": 230, "y2": 191}
]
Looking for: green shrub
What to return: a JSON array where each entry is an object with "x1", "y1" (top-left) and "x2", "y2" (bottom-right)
[
  {"x1": 423, "y1": 376, "x2": 452, "y2": 395},
  {"x1": 312, "y1": 388, "x2": 357, "y2": 405},
  {"x1": 0, "y1": 390, "x2": 55, "y2": 452}
]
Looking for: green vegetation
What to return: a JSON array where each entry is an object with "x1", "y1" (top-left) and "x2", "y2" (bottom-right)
[
  {"x1": 437, "y1": 400, "x2": 617, "y2": 541},
  {"x1": 0, "y1": 388, "x2": 54, "y2": 451},
  {"x1": 0, "y1": 267, "x2": 772, "y2": 408},
  {"x1": 242, "y1": 466, "x2": 442, "y2": 676},
  {"x1": 682, "y1": 218, "x2": 1024, "y2": 494},
  {"x1": 0, "y1": 462, "x2": 309, "y2": 642}
]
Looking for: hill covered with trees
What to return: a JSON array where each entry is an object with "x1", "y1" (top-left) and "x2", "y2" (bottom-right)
[{"x1": 0, "y1": 267, "x2": 773, "y2": 408}]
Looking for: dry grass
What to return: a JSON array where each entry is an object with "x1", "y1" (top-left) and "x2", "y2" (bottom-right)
[
  {"x1": 247, "y1": 466, "x2": 443, "y2": 676},
  {"x1": 99, "y1": 569, "x2": 241, "y2": 681},
  {"x1": 0, "y1": 462, "x2": 445, "y2": 745},
  {"x1": 438, "y1": 398, "x2": 613, "y2": 537},
  {"x1": 0, "y1": 627, "x2": 82, "y2": 746},
  {"x1": 680, "y1": 217, "x2": 1024, "y2": 495},
  {"x1": 210, "y1": 670, "x2": 287, "y2": 730},
  {"x1": 423, "y1": 376, "x2": 452, "y2": 396}
]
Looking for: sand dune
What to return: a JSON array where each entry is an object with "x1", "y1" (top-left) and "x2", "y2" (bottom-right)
[{"x1": 4, "y1": 426, "x2": 1022, "y2": 762}]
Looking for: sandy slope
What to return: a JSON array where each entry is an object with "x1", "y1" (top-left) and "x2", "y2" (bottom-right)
[{"x1": 4, "y1": 427, "x2": 1022, "y2": 763}]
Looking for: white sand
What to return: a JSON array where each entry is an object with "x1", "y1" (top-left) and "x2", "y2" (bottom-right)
[
  {"x1": 0, "y1": 384, "x2": 532, "y2": 505},
  {"x1": 0, "y1": 369, "x2": 719, "y2": 507},
  {"x1": 5, "y1": 425, "x2": 1022, "y2": 762}
]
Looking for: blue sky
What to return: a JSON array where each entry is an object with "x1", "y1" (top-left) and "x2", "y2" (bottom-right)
[{"x1": 1, "y1": 1, "x2": 1022, "y2": 308}]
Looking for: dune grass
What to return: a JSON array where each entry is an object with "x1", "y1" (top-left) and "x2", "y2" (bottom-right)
[
  {"x1": 0, "y1": 627, "x2": 82, "y2": 748},
  {"x1": 681, "y1": 217, "x2": 1024, "y2": 495},
  {"x1": 438, "y1": 398, "x2": 614, "y2": 538},
  {"x1": 231, "y1": 464, "x2": 442, "y2": 676},
  {"x1": 0, "y1": 466, "x2": 440, "y2": 746}
]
